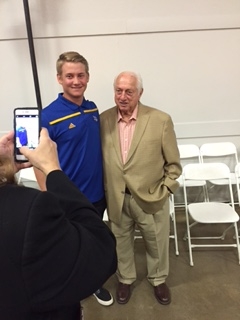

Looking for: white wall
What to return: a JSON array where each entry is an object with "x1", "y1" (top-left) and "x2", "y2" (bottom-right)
[{"x1": 1, "y1": 0, "x2": 240, "y2": 149}]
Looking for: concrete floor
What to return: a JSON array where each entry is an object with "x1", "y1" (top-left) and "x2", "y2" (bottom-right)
[
  {"x1": 81, "y1": 209, "x2": 240, "y2": 320},
  {"x1": 20, "y1": 179, "x2": 240, "y2": 320}
]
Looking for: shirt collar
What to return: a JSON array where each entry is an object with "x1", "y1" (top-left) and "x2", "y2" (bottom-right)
[
  {"x1": 117, "y1": 105, "x2": 138, "y2": 122},
  {"x1": 59, "y1": 93, "x2": 86, "y2": 108}
]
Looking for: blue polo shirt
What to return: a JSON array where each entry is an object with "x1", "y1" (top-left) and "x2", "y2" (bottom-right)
[
  {"x1": 16, "y1": 126, "x2": 28, "y2": 146},
  {"x1": 41, "y1": 93, "x2": 104, "y2": 203}
]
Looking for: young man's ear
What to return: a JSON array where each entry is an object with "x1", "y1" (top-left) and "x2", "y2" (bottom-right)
[{"x1": 57, "y1": 74, "x2": 62, "y2": 85}]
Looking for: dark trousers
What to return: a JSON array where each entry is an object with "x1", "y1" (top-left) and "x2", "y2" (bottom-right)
[
  {"x1": 92, "y1": 197, "x2": 106, "y2": 220},
  {"x1": 92, "y1": 196, "x2": 107, "y2": 294}
]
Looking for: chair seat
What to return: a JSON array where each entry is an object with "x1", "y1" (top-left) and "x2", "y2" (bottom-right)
[{"x1": 188, "y1": 202, "x2": 239, "y2": 224}]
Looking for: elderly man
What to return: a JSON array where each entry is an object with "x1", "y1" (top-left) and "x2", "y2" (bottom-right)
[{"x1": 100, "y1": 71, "x2": 181, "y2": 305}]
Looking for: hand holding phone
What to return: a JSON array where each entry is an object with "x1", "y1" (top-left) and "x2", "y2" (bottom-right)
[{"x1": 14, "y1": 108, "x2": 40, "y2": 162}]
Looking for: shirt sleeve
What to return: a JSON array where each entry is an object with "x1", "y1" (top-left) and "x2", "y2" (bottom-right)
[{"x1": 41, "y1": 112, "x2": 55, "y2": 140}]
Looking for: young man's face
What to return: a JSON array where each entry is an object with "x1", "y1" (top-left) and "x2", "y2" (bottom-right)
[{"x1": 57, "y1": 62, "x2": 89, "y2": 104}]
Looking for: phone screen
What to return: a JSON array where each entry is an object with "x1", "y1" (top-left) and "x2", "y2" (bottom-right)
[{"x1": 14, "y1": 108, "x2": 40, "y2": 162}]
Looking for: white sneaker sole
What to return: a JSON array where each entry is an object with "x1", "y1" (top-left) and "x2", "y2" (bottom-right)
[{"x1": 93, "y1": 293, "x2": 114, "y2": 306}]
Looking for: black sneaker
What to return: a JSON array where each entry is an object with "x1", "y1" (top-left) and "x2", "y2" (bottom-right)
[{"x1": 93, "y1": 287, "x2": 114, "y2": 306}]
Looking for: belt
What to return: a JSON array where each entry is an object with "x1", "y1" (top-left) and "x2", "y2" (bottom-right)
[{"x1": 125, "y1": 187, "x2": 131, "y2": 195}]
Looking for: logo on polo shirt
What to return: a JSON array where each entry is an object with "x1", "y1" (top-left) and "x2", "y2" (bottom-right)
[
  {"x1": 69, "y1": 123, "x2": 76, "y2": 129},
  {"x1": 93, "y1": 116, "x2": 98, "y2": 122}
]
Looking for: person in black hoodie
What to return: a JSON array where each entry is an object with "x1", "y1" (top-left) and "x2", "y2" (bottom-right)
[{"x1": 0, "y1": 128, "x2": 117, "y2": 320}]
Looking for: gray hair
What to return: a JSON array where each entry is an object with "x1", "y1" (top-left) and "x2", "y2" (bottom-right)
[{"x1": 113, "y1": 71, "x2": 143, "y2": 93}]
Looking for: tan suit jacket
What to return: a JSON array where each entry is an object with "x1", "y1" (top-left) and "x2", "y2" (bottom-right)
[{"x1": 100, "y1": 103, "x2": 182, "y2": 224}]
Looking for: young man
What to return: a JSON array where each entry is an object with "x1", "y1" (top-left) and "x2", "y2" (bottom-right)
[
  {"x1": 34, "y1": 51, "x2": 114, "y2": 306},
  {"x1": 100, "y1": 71, "x2": 182, "y2": 306}
]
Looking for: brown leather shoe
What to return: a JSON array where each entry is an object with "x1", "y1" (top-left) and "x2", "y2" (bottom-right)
[
  {"x1": 116, "y1": 282, "x2": 131, "y2": 304},
  {"x1": 154, "y1": 283, "x2": 171, "y2": 305}
]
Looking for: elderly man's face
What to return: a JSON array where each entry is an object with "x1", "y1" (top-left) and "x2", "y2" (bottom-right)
[{"x1": 114, "y1": 74, "x2": 143, "y2": 116}]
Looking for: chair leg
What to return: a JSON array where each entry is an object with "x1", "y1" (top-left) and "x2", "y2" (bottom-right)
[
  {"x1": 172, "y1": 210, "x2": 179, "y2": 256},
  {"x1": 221, "y1": 224, "x2": 234, "y2": 240},
  {"x1": 203, "y1": 184, "x2": 209, "y2": 202},
  {"x1": 185, "y1": 210, "x2": 194, "y2": 266},
  {"x1": 234, "y1": 222, "x2": 240, "y2": 264},
  {"x1": 169, "y1": 195, "x2": 179, "y2": 256}
]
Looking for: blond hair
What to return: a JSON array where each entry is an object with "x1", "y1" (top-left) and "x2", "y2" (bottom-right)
[{"x1": 56, "y1": 51, "x2": 89, "y2": 75}]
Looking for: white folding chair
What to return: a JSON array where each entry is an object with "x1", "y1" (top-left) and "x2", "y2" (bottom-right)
[
  {"x1": 183, "y1": 163, "x2": 240, "y2": 266},
  {"x1": 200, "y1": 142, "x2": 238, "y2": 185},
  {"x1": 176, "y1": 144, "x2": 208, "y2": 203},
  {"x1": 177, "y1": 144, "x2": 205, "y2": 186}
]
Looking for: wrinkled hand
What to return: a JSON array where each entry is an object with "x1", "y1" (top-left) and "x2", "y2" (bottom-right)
[
  {"x1": 0, "y1": 131, "x2": 31, "y2": 173},
  {"x1": 20, "y1": 128, "x2": 61, "y2": 176}
]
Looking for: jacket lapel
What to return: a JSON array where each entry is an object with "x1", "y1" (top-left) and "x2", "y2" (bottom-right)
[
  {"x1": 125, "y1": 103, "x2": 150, "y2": 165},
  {"x1": 107, "y1": 108, "x2": 122, "y2": 164}
]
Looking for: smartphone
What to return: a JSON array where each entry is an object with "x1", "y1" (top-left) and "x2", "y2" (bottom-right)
[{"x1": 14, "y1": 107, "x2": 40, "y2": 162}]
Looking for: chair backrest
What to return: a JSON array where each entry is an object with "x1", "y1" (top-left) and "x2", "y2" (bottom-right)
[
  {"x1": 175, "y1": 144, "x2": 203, "y2": 204},
  {"x1": 183, "y1": 163, "x2": 234, "y2": 205},
  {"x1": 235, "y1": 163, "x2": 240, "y2": 205},
  {"x1": 235, "y1": 163, "x2": 240, "y2": 178},
  {"x1": 178, "y1": 144, "x2": 201, "y2": 160},
  {"x1": 200, "y1": 142, "x2": 238, "y2": 169},
  {"x1": 177, "y1": 144, "x2": 202, "y2": 172},
  {"x1": 183, "y1": 163, "x2": 230, "y2": 180}
]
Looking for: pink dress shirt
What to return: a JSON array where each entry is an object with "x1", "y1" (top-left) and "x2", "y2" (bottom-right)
[{"x1": 118, "y1": 106, "x2": 138, "y2": 164}]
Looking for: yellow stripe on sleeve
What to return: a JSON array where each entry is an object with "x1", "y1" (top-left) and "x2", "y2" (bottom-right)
[
  {"x1": 83, "y1": 108, "x2": 98, "y2": 113},
  {"x1": 49, "y1": 112, "x2": 81, "y2": 125}
]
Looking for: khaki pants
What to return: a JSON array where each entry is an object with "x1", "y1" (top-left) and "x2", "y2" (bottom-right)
[{"x1": 110, "y1": 194, "x2": 169, "y2": 287}]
